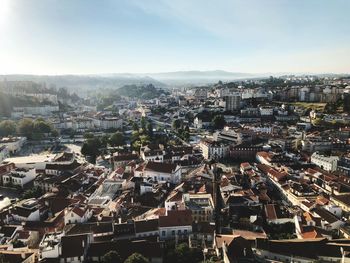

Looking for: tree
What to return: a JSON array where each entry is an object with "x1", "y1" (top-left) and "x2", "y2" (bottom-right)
[
  {"x1": 124, "y1": 253, "x2": 149, "y2": 263},
  {"x1": 147, "y1": 122, "x2": 153, "y2": 138},
  {"x1": 212, "y1": 115, "x2": 226, "y2": 129},
  {"x1": 81, "y1": 137, "x2": 102, "y2": 163},
  {"x1": 141, "y1": 117, "x2": 147, "y2": 131},
  {"x1": 17, "y1": 118, "x2": 34, "y2": 139},
  {"x1": 165, "y1": 243, "x2": 203, "y2": 263},
  {"x1": 132, "y1": 122, "x2": 139, "y2": 131},
  {"x1": 0, "y1": 120, "x2": 17, "y2": 136},
  {"x1": 172, "y1": 119, "x2": 182, "y2": 130},
  {"x1": 33, "y1": 119, "x2": 52, "y2": 134},
  {"x1": 101, "y1": 251, "x2": 122, "y2": 263},
  {"x1": 109, "y1": 132, "x2": 125, "y2": 147},
  {"x1": 22, "y1": 186, "x2": 43, "y2": 199}
]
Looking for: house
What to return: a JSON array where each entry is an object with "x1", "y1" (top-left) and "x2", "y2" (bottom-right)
[
  {"x1": 213, "y1": 234, "x2": 253, "y2": 262},
  {"x1": 2, "y1": 168, "x2": 36, "y2": 188},
  {"x1": 0, "y1": 137, "x2": 26, "y2": 155},
  {"x1": 10, "y1": 199, "x2": 41, "y2": 222},
  {"x1": 134, "y1": 218, "x2": 159, "y2": 238},
  {"x1": 64, "y1": 204, "x2": 93, "y2": 225},
  {"x1": 159, "y1": 210, "x2": 192, "y2": 240},
  {"x1": 183, "y1": 193, "x2": 214, "y2": 222},
  {"x1": 136, "y1": 161, "x2": 181, "y2": 184},
  {"x1": 311, "y1": 152, "x2": 339, "y2": 172},
  {"x1": 199, "y1": 139, "x2": 230, "y2": 160},
  {"x1": 112, "y1": 153, "x2": 139, "y2": 169},
  {"x1": 60, "y1": 233, "x2": 93, "y2": 263}
]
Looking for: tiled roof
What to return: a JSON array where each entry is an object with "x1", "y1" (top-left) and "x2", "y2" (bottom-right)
[{"x1": 159, "y1": 210, "x2": 192, "y2": 227}]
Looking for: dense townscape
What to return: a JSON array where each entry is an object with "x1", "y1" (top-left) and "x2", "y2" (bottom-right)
[{"x1": 0, "y1": 75, "x2": 350, "y2": 263}]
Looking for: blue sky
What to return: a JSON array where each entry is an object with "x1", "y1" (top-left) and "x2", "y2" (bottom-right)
[{"x1": 0, "y1": 0, "x2": 349, "y2": 74}]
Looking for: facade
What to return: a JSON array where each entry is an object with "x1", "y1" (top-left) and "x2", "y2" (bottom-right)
[
  {"x1": 199, "y1": 139, "x2": 230, "y2": 160},
  {"x1": 136, "y1": 161, "x2": 182, "y2": 184},
  {"x1": 158, "y1": 210, "x2": 192, "y2": 240},
  {"x1": 2, "y1": 168, "x2": 36, "y2": 188},
  {"x1": 311, "y1": 152, "x2": 339, "y2": 172},
  {"x1": 224, "y1": 93, "x2": 241, "y2": 111}
]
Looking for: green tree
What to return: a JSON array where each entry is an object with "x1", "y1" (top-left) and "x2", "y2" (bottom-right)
[
  {"x1": 172, "y1": 119, "x2": 182, "y2": 130},
  {"x1": 124, "y1": 253, "x2": 149, "y2": 263},
  {"x1": 165, "y1": 243, "x2": 203, "y2": 263},
  {"x1": 132, "y1": 122, "x2": 139, "y2": 131},
  {"x1": 212, "y1": 115, "x2": 226, "y2": 129},
  {"x1": 17, "y1": 118, "x2": 34, "y2": 139},
  {"x1": 101, "y1": 250, "x2": 122, "y2": 263},
  {"x1": 141, "y1": 117, "x2": 147, "y2": 131},
  {"x1": 81, "y1": 137, "x2": 102, "y2": 163},
  {"x1": 0, "y1": 120, "x2": 17, "y2": 136},
  {"x1": 109, "y1": 132, "x2": 125, "y2": 147},
  {"x1": 147, "y1": 122, "x2": 153, "y2": 138},
  {"x1": 22, "y1": 186, "x2": 43, "y2": 199},
  {"x1": 33, "y1": 119, "x2": 52, "y2": 134}
]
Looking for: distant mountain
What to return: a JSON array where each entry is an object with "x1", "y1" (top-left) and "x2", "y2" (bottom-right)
[{"x1": 146, "y1": 70, "x2": 255, "y2": 85}]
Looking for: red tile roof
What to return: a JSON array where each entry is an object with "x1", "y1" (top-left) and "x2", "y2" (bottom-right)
[{"x1": 159, "y1": 210, "x2": 192, "y2": 227}]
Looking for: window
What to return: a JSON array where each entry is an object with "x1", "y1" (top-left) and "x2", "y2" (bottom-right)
[
  {"x1": 178, "y1": 230, "x2": 181, "y2": 235},
  {"x1": 172, "y1": 230, "x2": 175, "y2": 236},
  {"x1": 184, "y1": 230, "x2": 188, "y2": 234},
  {"x1": 162, "y1": 231, "x2": 166, "y2": 236}
]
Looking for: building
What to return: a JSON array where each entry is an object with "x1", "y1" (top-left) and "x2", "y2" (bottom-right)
[
  {"x1": 183, "y1": 193, "x2": 214, "y2": 222},
  {"x1": 64, "y1": 204, "x2": 93, "y2": 225},
  {"x1": 135, "y1": 161, "x2": 181, "y2": 184},
  {"x1": 224, "y1": 93, "x2": 241, "y2": 111},
  {"x1": 0, "y1": 137, "x2": 26, "y2": 155},
  {"x1": 311, "y1": 152, "x2": 339, "y2": 172},
  {"x1": 158, "y1": 210, "x2": 192, "y2": 240},
  {"x1": 2, "y1": 168, "x2": 36, "y2": 188},
  {"x1": 337, "y1": 155, "x2": 350, "y2": 176},
  {"x1": 199, "y1": 139, "x2": 230, "y2": 160}
]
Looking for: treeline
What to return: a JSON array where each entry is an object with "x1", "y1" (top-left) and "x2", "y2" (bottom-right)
[
  {"x1": 0, "y1": 92, "x2": 55, "y2": 117},
  {"x1": 0, "y1": 118, "x2": 58, "y2": 139},
  {"x1": 117, "y1": 84, "x2": 168, "y2": 100},
  {"x1": 81, "y1": 131, "x2": 126, "y2": 163}
]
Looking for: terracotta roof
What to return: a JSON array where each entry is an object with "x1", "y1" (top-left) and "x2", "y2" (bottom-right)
[
  {"x1": 301, "y1": 229, "x2": 323, "y2": 239},
  {"x1": 159, "y1": 210, "x2": 192, "y2": 227},
  {"x1": 265, "y1": 204, "x2": 277, "y2": 220},
  {"x1": 232, "y1": 229, "x2": 268, "y2": 240},
  {"x1": 134, "y1": 219, "x2": 159, "y2": 233},
  {"x1": 144, "y1": 161, "x2": 177, "y2": 174}
]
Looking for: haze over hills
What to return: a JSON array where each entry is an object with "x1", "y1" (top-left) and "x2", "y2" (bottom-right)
[{"x1": 1, "y1": 71, "x2": 349, "y2": 95}]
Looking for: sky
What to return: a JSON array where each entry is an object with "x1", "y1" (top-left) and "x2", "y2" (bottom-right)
[{"x1": 0, "y1": 0, "x2": 349, "y2": 75}]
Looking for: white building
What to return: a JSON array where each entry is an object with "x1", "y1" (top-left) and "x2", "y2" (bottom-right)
[
  {"x1": 2, "y1": 168, "x2": 36, "y2": 188},
  {"x1": 159, "y1": 210, "x2": 192, "y2": 240},
  {"x1": 259, "y1": 106, "x2": 274, "y2": 116},
  {"x1": 135, "y1": 161, "x2": 181, "y2": 184},
  {"x1": 311, "y1": 152, "x2": 339, "y2": 172},
  {"x1": 93, "y1": 117, "x2": 123, "y2": 130},
  {"x1": 0, "y1": 146, "x2": 9, "y2": 162},
  {"x1": 199, "y1": 139, "x2": 230, "y2": 160},
  {"x1": 0, "y1": 137, "x2": 26, "y2": 155},
  {"x1": 64, "y1": 204, "x2": 93, "y2": 225}
]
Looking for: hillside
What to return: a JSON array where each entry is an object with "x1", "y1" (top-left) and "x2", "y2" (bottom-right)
[{"x1": 116, "y1": 84, "x2": 169, "y2": 99}]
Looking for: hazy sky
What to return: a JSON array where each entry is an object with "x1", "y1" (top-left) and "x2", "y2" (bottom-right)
[{"x1": 0, "y1": 0, "x2": 349, "y2": 75}]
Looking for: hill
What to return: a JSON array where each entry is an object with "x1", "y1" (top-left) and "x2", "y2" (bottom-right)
[{"x1": 116, "y1": 84, "x2": 169, "y2": 100}]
